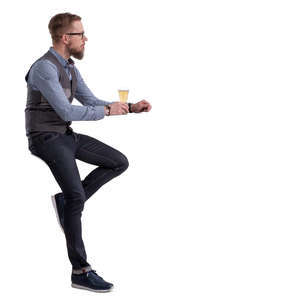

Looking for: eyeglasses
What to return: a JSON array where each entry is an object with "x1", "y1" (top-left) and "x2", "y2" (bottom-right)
[{"x1": 65, "y1": 32, "x2": 85, "y2": 39}]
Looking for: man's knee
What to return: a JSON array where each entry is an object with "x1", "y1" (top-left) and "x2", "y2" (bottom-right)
[{"x1": 115, "y1": 153, "x2": 129, "y2": 173}]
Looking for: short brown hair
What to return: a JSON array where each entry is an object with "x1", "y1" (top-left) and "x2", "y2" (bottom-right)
[{"x1": 48, "y1": 12, "x2": 81, "y2": 43}]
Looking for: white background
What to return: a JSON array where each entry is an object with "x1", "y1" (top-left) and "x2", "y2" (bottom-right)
[{"x1": 0, "y1": 0, "x2": 299, "y2": 299}]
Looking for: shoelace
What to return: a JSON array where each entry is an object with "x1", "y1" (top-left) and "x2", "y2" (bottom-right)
[{"x1": 89, "y1": 269, "x2": 104, "y2": 280}]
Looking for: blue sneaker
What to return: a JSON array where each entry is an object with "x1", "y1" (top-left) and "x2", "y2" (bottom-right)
[
  {"x1": 71, "y1": 269, "x2": 114, "y2": 293},
  {"x1": 51, "y1": 194, "x2": 64, "y2": 233}
]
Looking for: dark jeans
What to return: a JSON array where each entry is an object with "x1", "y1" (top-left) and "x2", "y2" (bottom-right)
[{"x1": 27, "y1": 128, "x2": 129, "y2": 271}]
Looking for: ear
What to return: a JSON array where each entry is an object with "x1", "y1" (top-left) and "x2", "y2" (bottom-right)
[{"x1": 61, "y1": 34, "x2": 70, "y2": 45}]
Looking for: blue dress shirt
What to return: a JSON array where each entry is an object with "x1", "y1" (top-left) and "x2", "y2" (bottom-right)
[{"x1": 26, "y1": 47, "x2": 113, "y2": 121}]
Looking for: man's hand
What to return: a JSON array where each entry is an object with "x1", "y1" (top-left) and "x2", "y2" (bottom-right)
[
  {"x1": 105, "y1": 102, "x2": 129, "y2": 116},
  {"x1": 131, "y1": 99, "x2": 152, "y2": 113}
]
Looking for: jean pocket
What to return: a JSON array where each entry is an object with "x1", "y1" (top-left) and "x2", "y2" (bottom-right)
[{"x1": 40, "y1": 132, "x2": 61, "y2": 144}]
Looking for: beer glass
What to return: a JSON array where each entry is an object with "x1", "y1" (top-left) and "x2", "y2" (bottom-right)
[{"x1": 118, "y1": 89, "x2": 129, "y2": 103}]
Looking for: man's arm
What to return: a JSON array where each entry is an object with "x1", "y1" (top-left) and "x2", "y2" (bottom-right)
[
  {"x1": 74, "y1": 67, "x2": 114, "y2": 107},
  {"x1": 30, "y1": 60, "x2": 106, "y2": 121}
]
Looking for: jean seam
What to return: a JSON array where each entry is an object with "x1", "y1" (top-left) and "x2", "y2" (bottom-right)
[
  {"x1": 84, "y1": 169, "x2": 114, "y2": 199},
  {"x1": 77, "y1": 148, "x2": 118, "y2": 166}
]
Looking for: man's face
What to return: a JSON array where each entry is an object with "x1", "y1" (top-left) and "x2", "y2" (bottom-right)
[{"x1": 65, "y1": 21, "x2": 88, "y2": 60}]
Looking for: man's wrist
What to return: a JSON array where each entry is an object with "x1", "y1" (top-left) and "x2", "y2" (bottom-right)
[
  {"x1": 104, "y1": 105, "x2": 111, "y2": 116},
  {"x1": 128, "y1": 103, "x2": 134, "y2": 113}
]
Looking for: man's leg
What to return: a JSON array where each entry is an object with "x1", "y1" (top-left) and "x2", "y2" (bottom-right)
[
  {"x1": 76, "y1": 132, "x2": 129, "y2": 200},
  {"x1": 28, "y1": 132, "x2": 91, "y2": 271},
  {"x1": 55, "y1": 132, "x2": 129, "y2": 202}
]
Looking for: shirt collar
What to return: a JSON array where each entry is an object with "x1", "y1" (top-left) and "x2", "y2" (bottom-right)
[{"x1": 49, "y1": 47, "x2": 75, "y2": 68}]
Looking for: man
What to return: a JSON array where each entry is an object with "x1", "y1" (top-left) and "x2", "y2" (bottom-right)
[{"x1": 25, "y1": 12, "x2": 152, "y2": 293}]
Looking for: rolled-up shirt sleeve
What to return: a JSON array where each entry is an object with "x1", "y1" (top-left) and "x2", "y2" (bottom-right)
[
  {"x1": 74, "y1": 67, "x2": 114, "y2": 107},
  {"x1": 31, "y1": 60, "x2": 106, "y2": 121}
]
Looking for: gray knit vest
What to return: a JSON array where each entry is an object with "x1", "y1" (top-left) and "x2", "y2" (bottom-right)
[{"x1": 25, "y1": 50, "x2": 77, "y2": 136}]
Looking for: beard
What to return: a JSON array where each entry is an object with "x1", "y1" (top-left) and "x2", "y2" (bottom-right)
[{"x1": 68, "y1": 45, "x2": 84, "y2": 60}]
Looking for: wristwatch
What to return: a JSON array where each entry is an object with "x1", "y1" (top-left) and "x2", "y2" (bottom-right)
[
  {"x1": 128, "y1": 103, "x2": 133, "y2": 113},
  {"x1": 105, "y1": 105, "x2": 111, "y2": 116}
]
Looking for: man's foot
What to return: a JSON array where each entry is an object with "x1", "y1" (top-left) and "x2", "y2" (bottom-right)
[
  {"x1": 51, "y1": 194, "x2": 64, "y2": 233},
  {"x1": 71, "y1": 269, "x2": 114, "y2": 293}
]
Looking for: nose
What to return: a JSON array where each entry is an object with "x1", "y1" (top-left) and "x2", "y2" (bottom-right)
[{"x1": 84, "y1": 35, "x2": 88, "y2": 42}]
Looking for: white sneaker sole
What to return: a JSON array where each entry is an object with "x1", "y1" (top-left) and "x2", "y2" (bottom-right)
[
  {"x1": 51, "y1": 195, "x2": 64, "y2": 233},
  {"x1": 71, "y1": 283, "x2": 113, "y2": 293}
]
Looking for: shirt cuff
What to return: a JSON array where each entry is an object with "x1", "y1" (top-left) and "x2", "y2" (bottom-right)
[
  {"x1": 104, "y1": 100, "x2": 114, "y2": 106},
  {"x1": 94, "y1": 105, "x2": 106, "y2": 120},
  {"x1": 94, "y1": 98, "x2": 114, "y2": 106}
]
